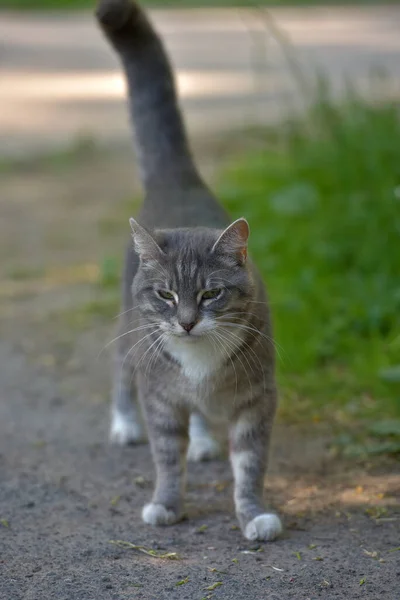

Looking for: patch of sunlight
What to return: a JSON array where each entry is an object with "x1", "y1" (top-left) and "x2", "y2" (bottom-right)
[
  {"x1": 0, "y1": 263, "x2": 100, "y2": 299},
  {"x1": 267, "y1": 474, "x2": 399, "y2": 516},
  {"x1": 0, "y1": 69, "x2": 288, "y2": 102}
]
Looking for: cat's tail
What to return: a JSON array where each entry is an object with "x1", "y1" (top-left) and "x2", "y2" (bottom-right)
[{"x1": 96, "y1": 0, "x2": 199, "y2": 190}]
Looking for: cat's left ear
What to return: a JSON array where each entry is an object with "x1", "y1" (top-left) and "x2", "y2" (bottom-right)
[{"x1": 212, "y1": 217, "x2": 249, "y2": 265}]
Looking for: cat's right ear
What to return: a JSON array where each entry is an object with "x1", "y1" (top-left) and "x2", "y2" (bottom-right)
[{"x1": 129, "y1": 218, "x2": 164, "y2": 260}]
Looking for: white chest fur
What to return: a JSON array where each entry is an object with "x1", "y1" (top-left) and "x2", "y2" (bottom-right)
[
  {"x1": 165, "y1": 324, "x2": 246, "y2": 385},
  {"x1": 165, "y1": 328, "x2": 246, "y2": 423},
  {"x1": 165, "y1": 335, "x2": 225, "y2": 383}
]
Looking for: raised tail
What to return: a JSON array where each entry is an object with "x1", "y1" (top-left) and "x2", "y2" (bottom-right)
[{"x1": 96, "y1": 0, "x2": 199, "y2": 190}]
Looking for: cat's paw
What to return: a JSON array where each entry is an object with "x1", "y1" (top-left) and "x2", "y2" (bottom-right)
[
  {"x1": 244, "y1": 513, "x2": 282, "y2": 541},
  {"x1": 142, "y1": 503, "x2": 180, "y2": 526},
  {"x1": 187, "y1": 436, "x2": 221, "y2": 462},
  {"x1": 109, "y1": 412, "x2": 145, "y2": 445}
]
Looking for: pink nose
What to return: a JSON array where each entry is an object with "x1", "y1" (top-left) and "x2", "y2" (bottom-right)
[{"x1": 180, "y1": 322, "x2": 195, "y2": 333}]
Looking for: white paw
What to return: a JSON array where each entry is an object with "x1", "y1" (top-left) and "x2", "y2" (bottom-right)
[
  {"x1": 187, "y1": 436, "x2": 221, "y2": 462},
  {"x1": 109, "y1": 412, "x2": 144, "y2": 445},
  {"x1": 142, "y1": 503, "x2": 180, "y2": 526},
  {"x1": 244, "y1": 513, "x2": 282, "y2": 541}
]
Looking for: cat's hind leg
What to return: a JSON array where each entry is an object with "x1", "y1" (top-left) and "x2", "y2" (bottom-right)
[
  {"x1": 109, "y1": 348, "x2": 146, "y2": 445},
  {"x1": 187, "y1": 413, "x2": 221, "y2": 462}
]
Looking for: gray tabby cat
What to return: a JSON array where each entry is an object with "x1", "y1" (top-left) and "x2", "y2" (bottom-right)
[{"x1": 96, "y1": 0, "x2": 282, "y2": 541}]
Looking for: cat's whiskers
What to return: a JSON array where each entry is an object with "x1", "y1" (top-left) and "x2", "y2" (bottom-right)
[
  {"x1": 113, "y1": 303, "x2": 144, "y2": 320},
  {"x1": 219, "y1": 310, "x2": 265, "y2": 323},
  {"x1": 133, "y1": 332, "x2": 166, "y2": 377},
  {"x1": 145, "y1": 332, "x2": 168, "y2": 377},
  {"x1": 213, "y1": 327, "x2": 253, "y2": 398},
  {"x1": 153, "y1": 333, "x2": 168, "y2": 368},
  {"x1": 234, "y1": 320, "x2": 286, "y2": 360},
  {"x1": 216, "y1": 312, "x2": 275, "y2": 341},
  {"x1": 218, "y1": 324, "x2": 269, "y2": 397},
  {"x1": 215, "y1": 325, "x2": 256, "y2": 376},
  {"x1": 247, "y1": 300, "x2": 271, "y2": 306},
  {"x1": 217, "y1": 310, "x2": 281, "y2": 356},
  {"x1": 222, "y1": 319, "x2": 277, "y2": 347},
  {"x1": 221, "y1": 326, "x2": 268, "y2": 396},
  {"x1": 218, "y1": 325, "x2": 264, "y2": 377},
  {"x1": 209, "y1": 330, "x2": 238, "y2": 404},
  {"x1": 218, "y1": 320, "x2": 285, "y2": 364},
  {"x1": 99, "y1": 322, "x2": 158, "y2": 357},
  {"x1": 118, "y1": 328, "x2": 160, "y2": 400}
]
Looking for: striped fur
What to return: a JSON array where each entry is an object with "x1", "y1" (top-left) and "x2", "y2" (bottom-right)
[{"x1": 97, "y1": 0, "x2": 282, "y2": 541}]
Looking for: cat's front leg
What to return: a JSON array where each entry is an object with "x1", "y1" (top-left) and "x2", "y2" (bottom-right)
[
  {"x1": 230, "y1": 404, "x2": 282, "y2": 541},
  {"x1": 141, "y1": 393, "x2": 189, "y2": 526}
]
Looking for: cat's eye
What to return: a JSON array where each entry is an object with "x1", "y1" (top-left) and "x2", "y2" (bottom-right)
[
  {"x1": 202, "y1": 288, "x2": 222, "y2": 301},
  {"x1": 157, "y1": 290, "x2": 175, "y2": 301}
]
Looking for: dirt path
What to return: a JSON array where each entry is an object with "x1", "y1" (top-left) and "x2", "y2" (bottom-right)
[{"x1": 0, "y1": 148, "x2": 399, "y2": 599}]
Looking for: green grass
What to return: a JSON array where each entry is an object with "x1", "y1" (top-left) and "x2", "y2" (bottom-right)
[
  {"x1": 0, "y1": 0, "x2": 392, "y2": 10},
  {"x1": 218, "y1": 81, "x2": 400, "y2": 438}
]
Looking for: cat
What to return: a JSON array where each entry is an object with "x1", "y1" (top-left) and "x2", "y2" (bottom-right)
[{"x1": 96, "y1": 0, "x2": 282, "y2": 541}]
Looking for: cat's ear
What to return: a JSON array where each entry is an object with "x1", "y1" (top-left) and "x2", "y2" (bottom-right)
[
  {"x1": 212, "y1": 218, "x2": 249, "y2": 264},
  {"x1": 129, "y1": 218, "x2": 164, "y2": 260}
]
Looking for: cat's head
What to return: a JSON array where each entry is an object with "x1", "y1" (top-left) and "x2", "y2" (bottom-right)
[{"x1": 130, "y1": 217, "x2": 254, "y2": 340}]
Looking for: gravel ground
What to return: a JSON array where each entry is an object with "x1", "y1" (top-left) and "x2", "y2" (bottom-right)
[{"x1": 0, "y1": 149, "x2": 399, "y2": 600}]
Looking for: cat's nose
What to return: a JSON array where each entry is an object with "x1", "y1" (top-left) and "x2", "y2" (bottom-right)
[{"x1": 180, "y1": 321, "x2": 196, "y2": 333}]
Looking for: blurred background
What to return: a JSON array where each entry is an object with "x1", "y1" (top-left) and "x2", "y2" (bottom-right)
[
  {"x1": 1, "y1": 2, "x2": 400, "y2": 597},
  {"x1": 1, "y1": 0, "x2": 400, "y2": 460}
]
